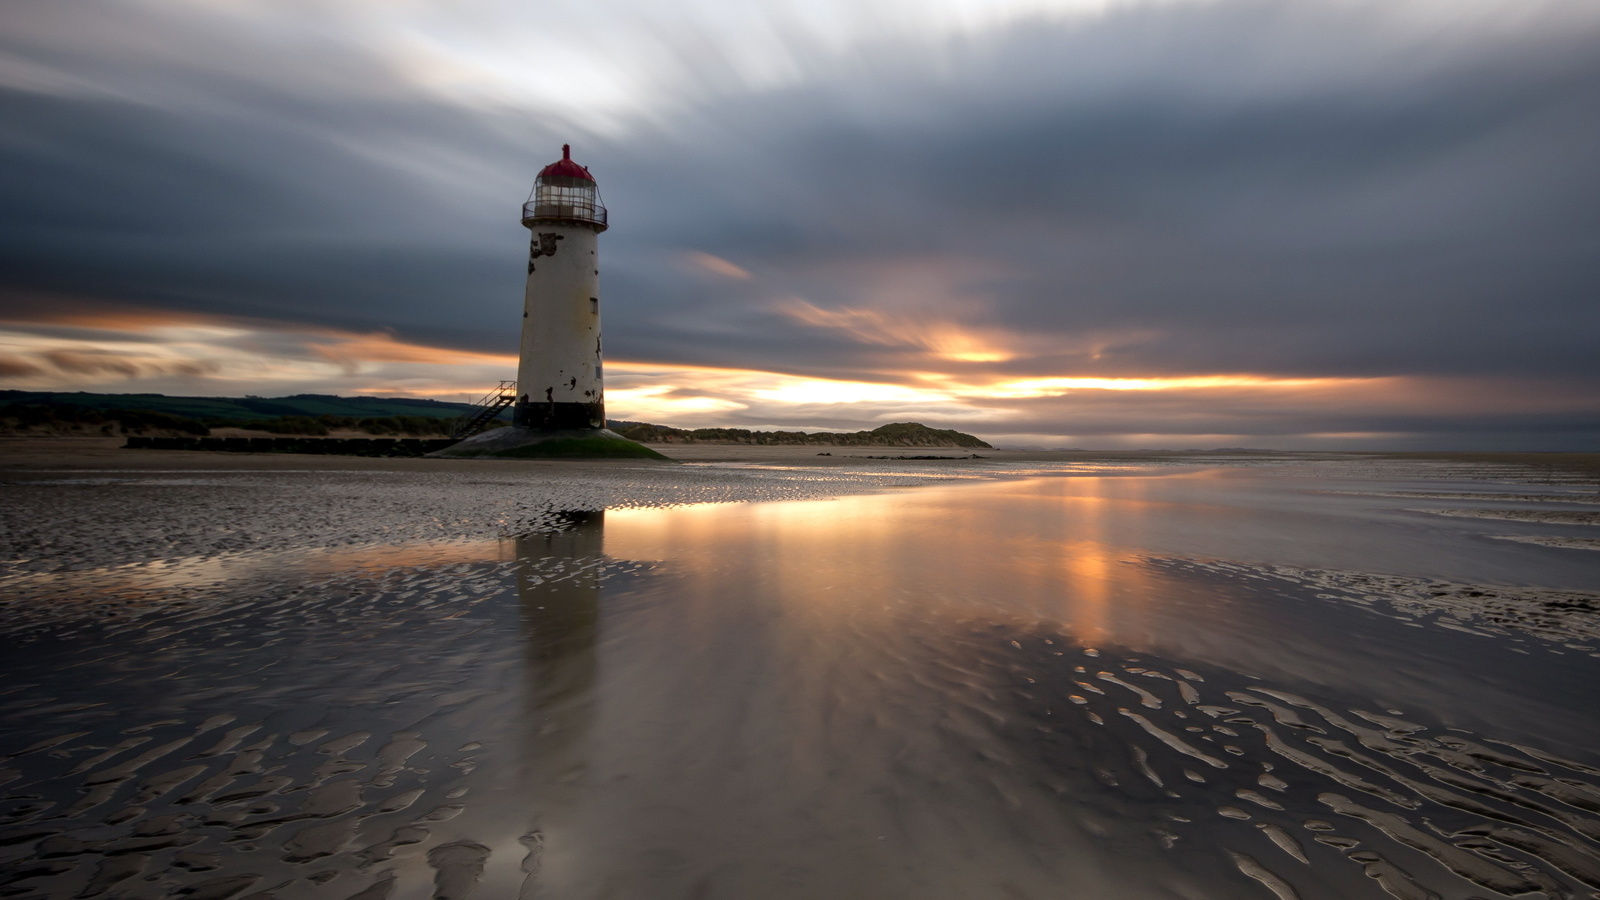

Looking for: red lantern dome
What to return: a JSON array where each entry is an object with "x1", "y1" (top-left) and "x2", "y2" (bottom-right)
[
  {"x1": 537, "y1": 144, "x2": 596, "y2": 182},
  {"x1": 523, "y1": 144, "x2": 606, "y2": 231}
]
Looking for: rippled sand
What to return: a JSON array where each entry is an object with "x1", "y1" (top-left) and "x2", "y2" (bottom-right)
[
  {"x1": 2, "y1": 443, "x2": 1598, "y2": 899},
  {"x1": 1418, "y1": 509, "x2": 1600, "y2": 526},
  {"x1": 1490, "y1": 535, "x2": 1600, "y2": 552}
]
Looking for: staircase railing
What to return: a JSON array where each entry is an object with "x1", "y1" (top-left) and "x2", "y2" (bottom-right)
[{"x1": 450, "y1": 380, "x2": 517, "y2": 439}]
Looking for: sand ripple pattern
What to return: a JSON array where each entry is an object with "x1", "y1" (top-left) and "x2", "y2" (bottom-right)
[
  {"x1": 0, "y1": 544, "x2": 640, "y2": 899},
  {"x1": 0, "y1": 466, "x2": 988, "y2": 577},
  {"x1": 1333, "y1": 491, "x2": 1600, "y2": 505},
  {"x1": 1332, "y1": 487, "x2": 1600, "y2": 551},
  {"x1": 4, "y1": 457, "x2": 1600, "y2": 898},
  {"x1": 1489, "y1": 535, "x2": 1600, "y2": 552},
  {"x1": 1418, "y1": 509, "x2": 1600, "y2": 526},
  {"x1": 1146, "y1": 557, "x2": 1600, "y2": 649},
  {"x1": 991, "y1": 632, "x2": 1600, "y2": 900},
  {"x1": 8, "y1": 586, "x2": 1600, "y2": 898}
]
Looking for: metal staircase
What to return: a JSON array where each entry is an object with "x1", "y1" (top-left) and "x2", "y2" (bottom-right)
[{"x1": 450, "y1": 381, "x2": 517, "y2": 439}]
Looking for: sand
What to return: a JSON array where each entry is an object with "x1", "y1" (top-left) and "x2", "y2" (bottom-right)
[
  {"x1": 8, "y1": 436, "x2": 1598, "y2": 475},
  {"x1": 0, "y1": 436, "x2": 1000, "y2": 472},
  {"x1": 1415, "y1": 508, "x2": 1600, "y2": 526},
  {"x1": 1490, "y1": 534, "x2": 1600, "y2": 551},
  {"x1": 4, "y1": 436, "x2": 1600, "y2": 899}
]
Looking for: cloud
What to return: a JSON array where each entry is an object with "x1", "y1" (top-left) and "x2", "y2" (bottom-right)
[
  {"x1": 0, "y1": 356, "x2": 45, "y2": 378},
  {"x1": 0, "y1": 307, "x2": 1592, "y2": 449},
  {"x1": 683, "y1": 252, "x2": 753, "y2": 281},
  {"x1": 0, "y1": 0, "x2": 1597, "y2": 446},
  {"x1": 39, "y1": 349, "x2": 220, "y2": 379},
  {"x1": 780, "y1": 298, "x2": 1024, "y2": 363},
  {"x1": 0, "y1": 307, "x2": 515, "y2": 401}
]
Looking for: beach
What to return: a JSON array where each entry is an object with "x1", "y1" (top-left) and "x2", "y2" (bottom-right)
[{"x1": 2, "y1": 438, "x2": 1599, "y2": 899}]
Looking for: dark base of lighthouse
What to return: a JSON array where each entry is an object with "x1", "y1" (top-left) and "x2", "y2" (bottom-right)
[
  {"x1": 513, "y1": 399, "x2": 605, "y2": 429},
  {"x1": 426, "y1": 426, "x2": 669, "y2": 461}
]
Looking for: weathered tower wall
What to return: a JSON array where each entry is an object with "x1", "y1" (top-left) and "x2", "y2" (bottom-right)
[{"x1": 515, "y1": 223, "x2": 603, "y2": 428}]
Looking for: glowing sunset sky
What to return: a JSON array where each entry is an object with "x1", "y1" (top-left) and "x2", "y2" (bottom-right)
[{"x1": 2, "y1": 0, "x2": 1598, "y2": 448}]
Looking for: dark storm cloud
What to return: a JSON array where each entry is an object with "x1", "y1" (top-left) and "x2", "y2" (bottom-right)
[
  {"x1": 1, "y1": 0, "x2": 1598, "y2": 444},
  {"x1": 0, "y1": 0, "x2": 558, "y2": 347},
  {"x1": 0, "y1": 78, "x2": 538, "y2": 347},
  {"x1": 599, "y1": 6, "x2": 1600, "y2": 384}
]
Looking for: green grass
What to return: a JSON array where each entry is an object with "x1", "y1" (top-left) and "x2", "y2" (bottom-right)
[
  {"x1": 613, "y1": 420, "x2": 991, "y2": 448},
  {"x1": 475, "y1": 436, "x2": 669, "y2": 460}
]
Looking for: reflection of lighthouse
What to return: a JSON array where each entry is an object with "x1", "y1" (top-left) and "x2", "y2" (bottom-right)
[
  {"x1": 517, "y1": 511, "x2": 603, "y2": 705},
  {"x1": 515, "y1": 146, "x2": 608, "y2": 430},
  {"x1": 511, "y1": 511, "x2": 604, "y2": 898}
]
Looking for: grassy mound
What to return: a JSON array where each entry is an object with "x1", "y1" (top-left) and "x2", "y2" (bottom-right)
[
  {"x1": 482, "y1": 436, "x2": 669, "y2": 460},
  {"x1": 613, "y1": 420, "x2": 991, "y2": 448}
]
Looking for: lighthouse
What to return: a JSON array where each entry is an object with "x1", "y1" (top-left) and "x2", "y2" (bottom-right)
[
  {"x1": 433, "y1": 145, "x2": 662, "y2": 459},
  {"x1": 516, "y1": 144, "x2": 607, "y2": 429}
]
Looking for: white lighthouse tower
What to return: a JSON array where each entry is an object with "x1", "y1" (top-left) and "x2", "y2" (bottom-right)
[
  {"x1": 434, "y1": 145, "x2": 661, "y2": 459},
  {"x1": 516, "y1": 144, "x2": 607, "y2": 429}
]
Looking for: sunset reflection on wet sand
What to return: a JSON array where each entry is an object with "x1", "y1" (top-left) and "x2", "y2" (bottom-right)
[{"x1": 2, "y1": 458, "x2": 1599, "y2": 898}]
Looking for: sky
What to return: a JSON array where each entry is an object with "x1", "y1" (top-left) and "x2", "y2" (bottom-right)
[{"x1": 1, "y1": 0, "x2": 1598, "y2": 449}]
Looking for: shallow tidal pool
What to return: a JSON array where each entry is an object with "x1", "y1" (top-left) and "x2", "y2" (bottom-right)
[{"x1": 2, "y1": 461, "x2": 1599, "y2": 899}]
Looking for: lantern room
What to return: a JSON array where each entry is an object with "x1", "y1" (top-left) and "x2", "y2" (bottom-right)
[{"x1": 522, "y1": 144, "x2": 608, "y2": 231}]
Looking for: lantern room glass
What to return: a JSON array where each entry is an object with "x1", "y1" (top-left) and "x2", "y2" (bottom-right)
[{"x1": 523, "y1": 175, "x2": 607, "y2": 229}]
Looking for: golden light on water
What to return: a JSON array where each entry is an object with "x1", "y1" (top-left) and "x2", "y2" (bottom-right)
[
  {"x1": 1055, "y1": 491, "x2": 1115, "y2": 645},
  {"x1": 599, "y1": 476, "x2": 1169, "y2": 644}
]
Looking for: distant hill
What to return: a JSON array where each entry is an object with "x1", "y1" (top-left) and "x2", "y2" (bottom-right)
[
  {"x1": 0, "y1": 392, "x2": 991, "y2": 448},
  {"x1": 614, "y1": 421, "x2": 992, "y2": 448}
]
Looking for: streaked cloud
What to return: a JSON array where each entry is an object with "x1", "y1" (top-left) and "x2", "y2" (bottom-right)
[
  {"x1": 976, "y1": 375, "x2": 1354, "y2": 398},
  {"x1": 0, "y1": 0, "x2": 1597, "y2": 447},
  {"x1": 683, "y1": 252, "x2": 753, "y2": 281},
  {"x1": 779, "y1": 300, "x2": 1018, "y2": 363},
  {"x1": 0, "y1": 310, "x2": 514, "y2": 402},
  {"x1": 2, "y1": 308, "x2": 1594, "y2": 449}
]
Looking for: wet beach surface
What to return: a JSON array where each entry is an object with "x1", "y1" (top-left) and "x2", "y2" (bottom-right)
[{"x1": 2, "y1": 446, "x2": 1599, "y2": 899}]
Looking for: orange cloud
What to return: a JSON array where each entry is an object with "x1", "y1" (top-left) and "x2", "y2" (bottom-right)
[
  {"x1": 0, "y1": 355, "x2": 45, "y2": 377},
  {"x1": 684, "y1": 251, "x2": 753, "y2": 280},
  {"x1": 780, "y1": 299, "x2": 1018, "y2": 362},
  {"x1": 306, "y1": 330, "x2": 513, "y2": 373},
  {"x1": 41, "y1": 349, "x2": 221, "y2": 379},
  {"x1": 962, "y1": 374, "x2": 1376, "y2": 398},
  {"x1": 0, "y1": 313, "x2": 514, "y2": 403},
  {"x1": 3, "y1": 301, "x2": 1593, "y2": 447},
  {"x1": 0, "y1": 292, "x2": 240, "y2": 331}
]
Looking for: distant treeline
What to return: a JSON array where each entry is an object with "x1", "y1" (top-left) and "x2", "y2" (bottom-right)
[
  {"x1": 613, "y1": 421, "x2": 992, "y2": 448},
  {"x1": 1, "y1": 400, "x2": 478, "y2": 437},
  {"x1": 4, "y1": 392, "x2": 991, "y2": 449},
  {"x1": 125, "y1": 436, "x2": 456, "y2": 457},
  {"x1": 0, "y1": 389, "x2": 494, "y2": 424},
  {"x1": 1, "y1": 402, "x2": 210, "y2": 436},
  {"x1": 202, "y1": 414, "x2": 467, "y2": 436}
]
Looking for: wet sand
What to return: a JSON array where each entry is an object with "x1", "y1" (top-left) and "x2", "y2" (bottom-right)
[
  {"x1": 1419, "y1": 509, "x2": 1600, "y2": 526},
  {"x1": 2, "y1": 438, "x2": 1599, "y2": 899}
]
